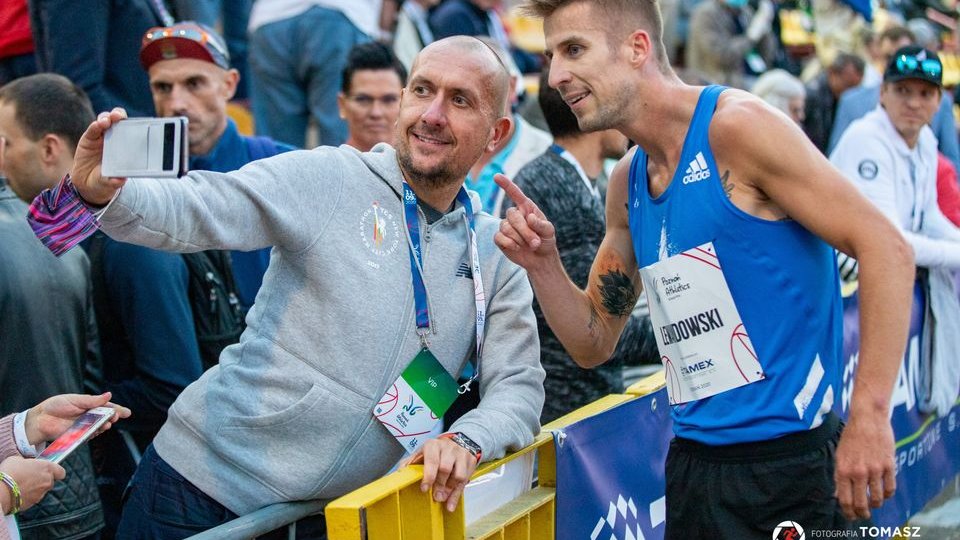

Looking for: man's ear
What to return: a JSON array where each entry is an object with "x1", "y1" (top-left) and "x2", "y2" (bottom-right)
[
  {"x1": 486, "y1": 115, "x2": 514, "y2": 153},
  {"x1": 337, "y1": 92, "x2": 347, "y2": 119},
  {"x1": 626, "y1": 29, "x2": 653, "y2": 68},
  {"x1": 39, "y1": 134, "x2": 65, "y2": 166},
  {"x1": 222, "y1": 68, "x2": 241, "y2": 101}
]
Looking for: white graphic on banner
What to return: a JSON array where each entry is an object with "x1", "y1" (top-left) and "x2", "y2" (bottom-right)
[{"x1": 590, "y1": 494, "x2": 644, "y2": 540}]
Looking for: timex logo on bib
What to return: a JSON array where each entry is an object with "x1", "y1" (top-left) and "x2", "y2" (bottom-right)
[{"x1": 682, "y1": 152, "x2": 711, "y2": 184}]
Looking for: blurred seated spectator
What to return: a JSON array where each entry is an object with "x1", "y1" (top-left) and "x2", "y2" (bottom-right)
[
  {"x1": 338, "y1": 42, "x2": 406, "y2": 152},
  {"x1": 828, "y1": 26, "x2": 960, "y2": 172},
  {"x1": 685, "y1": 0, "x2": 777, "y2": 88},
  {"x1": 803, "y1": 52, "x2": 865, "y2": 153},
  {"x1": 248, "y1": 0, "x2": 380, "y2": 147},
  {"x1": 751, "y1": 68, "x2": 806, "y2": 125},
  {"x1": 28, "y1": 0, "x2": 174, "y2": 116},
  {"x1": 0, "y1": 73, "x2": 105, "y2": 540},
  {"x1": 430, "y1": 0, "x2": 541, "y2": 73},
  {"x1": 0, "y1": 0, "x2": 36, "y2": 86},
  {"x1": 394, "y1": 0, "x2": 441, "y2": 70}
]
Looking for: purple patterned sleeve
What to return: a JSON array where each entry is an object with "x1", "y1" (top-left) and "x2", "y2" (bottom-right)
[{"x1": 27, "y1": 175, "x2": 102, "y2": 256}]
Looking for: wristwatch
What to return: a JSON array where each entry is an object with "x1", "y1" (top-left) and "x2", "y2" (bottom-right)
[{"x1": 441, "y1": 432, "x2": 482, "y2": 463}]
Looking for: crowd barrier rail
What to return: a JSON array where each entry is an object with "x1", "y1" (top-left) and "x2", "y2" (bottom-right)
[
  {"x1": 181, "y1": 277, "x2": 960, "y2": 540},
  {"x1": 185, "y1": 373, "x2": 666, "y2": 540}
]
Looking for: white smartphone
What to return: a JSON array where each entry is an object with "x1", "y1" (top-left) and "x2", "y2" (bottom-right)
[
  {"x1": 101, "y1": 117, "x2": 189, "y2": 178},
  {"x1": 37, "y1": 407, "x2": 114, "y2": 464}
]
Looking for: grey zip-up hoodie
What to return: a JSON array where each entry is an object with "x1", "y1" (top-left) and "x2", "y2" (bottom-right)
[{"x1": 97, "y1": 144, "x2": 545, "y2": 515}]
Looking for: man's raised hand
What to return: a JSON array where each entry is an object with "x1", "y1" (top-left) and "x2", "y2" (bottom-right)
[
  {"x1": 71, "y1": 108, "x2": 129, "y2": 205},
  {"x1": 493, "y1": 174, "x2": 558, "y2": 271}
]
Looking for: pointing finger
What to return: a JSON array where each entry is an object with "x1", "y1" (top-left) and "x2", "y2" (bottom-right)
[{"x1": 495, "y1": 174, "x2": 531, "y2": 208}]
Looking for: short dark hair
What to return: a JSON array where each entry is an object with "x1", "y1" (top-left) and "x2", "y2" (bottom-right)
[
  {"x1": 538, "y1": 67, "x2": 580, "y2": 139},
  {"x1": 341, "y1": 42, "x2": 408, "y2": 94},
  {"x1": 0, "y1": 73, "x2": 94, "y2": 150},
  {"x1": 879, "y1": 26, "x2": 916, "y2": 46},
  {"x1": 523, "y1": 0, "x2": 670, "y2": 70},
  {"x1": 830, "y1": 53, "x2": 866, "y2": 76}
]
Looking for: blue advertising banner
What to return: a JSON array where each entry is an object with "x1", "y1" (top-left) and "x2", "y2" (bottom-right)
[
  {"x1": 555, "y1": 281, "x2": 959, "y2": 540},
  {"x1": 555, "y1": 390, "x2": 673, "y2": 540},
  {"x1": 838, "y1": 285, "x2": 960, "y2": 530}
]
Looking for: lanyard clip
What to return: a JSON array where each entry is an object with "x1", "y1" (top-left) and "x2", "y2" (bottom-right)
[
  {"x1": 417, "y1": 328, "x2": 431, "y2": 349},
  {"x1": 457, "y1": 376, "x2": 476, "y2": 395}
]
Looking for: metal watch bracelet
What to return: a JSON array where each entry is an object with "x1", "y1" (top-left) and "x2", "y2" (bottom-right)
[{"x1": 442, "y1": 432, "x2": 482, "y2": 462}]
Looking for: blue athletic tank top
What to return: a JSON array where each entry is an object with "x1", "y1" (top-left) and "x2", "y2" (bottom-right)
[{"x1": 627, "y1": 85, "x2": 843, "y2": 444}]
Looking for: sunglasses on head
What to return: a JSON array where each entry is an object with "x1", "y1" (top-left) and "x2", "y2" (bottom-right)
[
  {"x1": 895, "y1": 54, "x2": 942, "y2": 78},
  {"x1": 144, "y1": 26, "x2": 228, "y2": 59}
]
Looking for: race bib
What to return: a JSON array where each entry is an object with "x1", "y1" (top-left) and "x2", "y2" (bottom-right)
[
  {"x1": 374, "y1": 348, "x2": 459, "y2": 453},
  {"x1": 640, "y1": 242, "x2": 765, "y2": 404}
]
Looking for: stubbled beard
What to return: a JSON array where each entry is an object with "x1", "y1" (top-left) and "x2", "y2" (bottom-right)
[
  {"x1": 576, "y1": 88, "x2": 630, "y2": 133},
  {"x1": 397, "y1": 141, "x2": 461, "y2": 190}
]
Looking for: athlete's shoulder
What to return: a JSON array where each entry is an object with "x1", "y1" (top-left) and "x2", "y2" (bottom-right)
[
  {"x1": 712, "y1": 88, "x2": 784, "y2": 136},
  {"x1": 710, "y1": 88, "x2": 811, "y2": 165}
]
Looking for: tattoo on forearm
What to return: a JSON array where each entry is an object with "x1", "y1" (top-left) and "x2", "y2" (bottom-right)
[
  {"x1": 587, "y1": 305, "x2": 602, "y2": 346},
  {"x1": 597, "y1": 270, "x2": 636, "y2": 317},
  {"x1": 720, "y1": 170, "x2": 734, "y2": 199}
]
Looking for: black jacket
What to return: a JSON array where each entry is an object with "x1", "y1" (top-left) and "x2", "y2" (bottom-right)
[{"x1": 0, "y1": 183, "x2": 104, "y2": 539}]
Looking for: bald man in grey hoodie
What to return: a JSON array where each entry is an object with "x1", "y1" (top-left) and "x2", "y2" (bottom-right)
[{"x1": 34, "y1": 36, "x2": 544, "y2": 539}]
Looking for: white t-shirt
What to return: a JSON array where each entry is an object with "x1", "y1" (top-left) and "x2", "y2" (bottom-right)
[{"x1": 248, "y1": 0, "x2": 382, "y2": 38}]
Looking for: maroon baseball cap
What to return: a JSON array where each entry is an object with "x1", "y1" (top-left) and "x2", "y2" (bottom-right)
[{"x1": 139, "y1": 22, "x2": 231, "y2": 71}]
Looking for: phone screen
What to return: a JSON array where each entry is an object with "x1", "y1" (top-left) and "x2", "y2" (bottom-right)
[{"x1": 38, "y1": 409, "x2": 112, "y2": 464}]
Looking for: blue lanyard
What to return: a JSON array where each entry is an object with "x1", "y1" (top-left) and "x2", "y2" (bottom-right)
[{"x1": 401, "y1": 182, "x2": 486, "y2": 392}]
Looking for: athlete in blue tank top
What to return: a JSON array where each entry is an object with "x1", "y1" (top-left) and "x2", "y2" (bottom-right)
[
  {"x1": 627, "y1": 84, "x2": 844, "y2": 444},
  {"x1": 495, "y1": 0, "x2": 916, "y2": 533}
]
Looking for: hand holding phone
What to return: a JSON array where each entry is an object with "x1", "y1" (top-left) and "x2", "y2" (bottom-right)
[
  {"x1": 37, "y1": 407, "x2": 115, "y2": 464},
  {"x1": 25, "y1": 392, "x2": 131, "y2": 447}
]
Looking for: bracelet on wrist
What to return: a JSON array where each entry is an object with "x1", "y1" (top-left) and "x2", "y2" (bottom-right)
[
  {"x1": 0, "y1": 472, "x2": 22, "y2": 514},
  {"x1": 440, "y1": 432, "x2": 482, "y2": 463}
]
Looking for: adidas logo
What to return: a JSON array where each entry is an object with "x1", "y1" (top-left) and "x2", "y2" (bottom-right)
[{"x1": 682, "y1": 152, "x2": 711, "y2": 184}]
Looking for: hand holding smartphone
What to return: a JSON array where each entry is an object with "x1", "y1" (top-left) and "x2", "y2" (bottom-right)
[{"x1": 37, "y1": 407, "x2": 115, "y2": 464}]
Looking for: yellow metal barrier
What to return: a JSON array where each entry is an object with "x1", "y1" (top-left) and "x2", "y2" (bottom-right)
[{"x1": 325, "y1": 376, "x2": 667, "y2": 540}]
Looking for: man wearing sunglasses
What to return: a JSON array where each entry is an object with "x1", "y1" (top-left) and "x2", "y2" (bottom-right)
[
  {"x1": 832, "y1": 46, "x2": 960, "y2": 417},
  {"x1": 832, "y1": 45, "x2": 960, "y2": 268}
]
